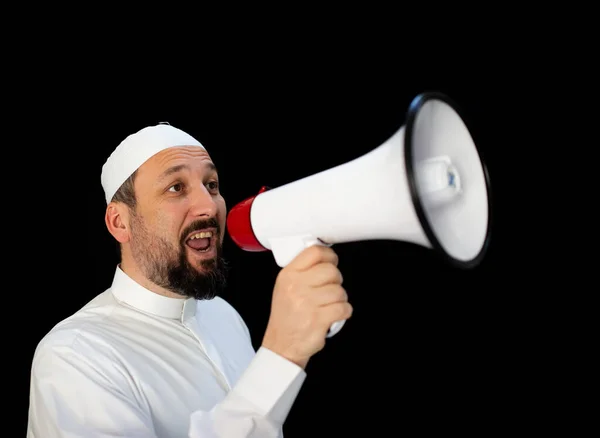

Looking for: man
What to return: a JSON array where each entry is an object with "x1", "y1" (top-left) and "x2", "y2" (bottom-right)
[{"x1": 27, "y1": 123, "x2": 353, "y2": 437}]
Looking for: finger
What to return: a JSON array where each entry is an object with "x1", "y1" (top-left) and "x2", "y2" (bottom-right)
[
  {"x1": 311, "y1": 284, "x2": 348, "y2": 307},
  {"x1": 306, "y1": 263, "x2": 343, "y2": 287},
  {"x1": 319, "y1": 301, "x2": 353, "y2": 327},
  {"x1": 288, "y1": 245, "x2": 339, "y2": 272}
]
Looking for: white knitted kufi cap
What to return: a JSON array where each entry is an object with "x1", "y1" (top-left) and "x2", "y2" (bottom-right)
[{"x1": 101, "y1": 123, "x2": 205, "y2": 204}]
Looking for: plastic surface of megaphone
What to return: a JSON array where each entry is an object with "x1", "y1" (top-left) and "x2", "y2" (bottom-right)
[{"x1": 227, "y1": 91, "x2": 492, "y2": 338}]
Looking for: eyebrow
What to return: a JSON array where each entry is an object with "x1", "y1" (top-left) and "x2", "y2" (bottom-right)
[{"x1": 157, "y1": 162, "x2": 217, "y2": 183}]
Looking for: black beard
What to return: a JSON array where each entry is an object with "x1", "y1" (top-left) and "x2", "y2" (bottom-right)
[
  {"x1": 129, "y1": 213, "x2": 229, "y2": 300},
  {"x1": 163, "y1": 238, "x2": 229, "y2": 300}
]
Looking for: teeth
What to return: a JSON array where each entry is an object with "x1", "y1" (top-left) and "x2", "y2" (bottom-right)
[{"x1": 190, "y1": 231, "x2": 212, "y2": 239}]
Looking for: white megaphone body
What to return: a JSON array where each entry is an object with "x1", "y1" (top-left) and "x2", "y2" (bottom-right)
[{"x1": 226, "y1": 91, "x2": 492, "y2": 338}]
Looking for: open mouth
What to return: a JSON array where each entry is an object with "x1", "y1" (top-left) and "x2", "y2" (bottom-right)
[{"x1": 186, "y1": 231, "x2": 213, "y2": 252}]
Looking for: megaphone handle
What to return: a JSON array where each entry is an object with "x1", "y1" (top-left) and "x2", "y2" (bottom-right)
[{"x1": 268, "y1": 235, "x2": 347, "y2": 338}]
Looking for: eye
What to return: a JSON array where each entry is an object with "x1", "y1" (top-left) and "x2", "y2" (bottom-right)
[
  {"x1": 168, "y1": 183, "x2": 184, "y2": 193},
  {"x1": 207, "y1": 181, "x2": 219, "y2": 191}
]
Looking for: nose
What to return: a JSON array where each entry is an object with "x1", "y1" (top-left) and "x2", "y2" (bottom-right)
[{"x1": 189, "y1": 185, "x2": 218, "y2": 218}]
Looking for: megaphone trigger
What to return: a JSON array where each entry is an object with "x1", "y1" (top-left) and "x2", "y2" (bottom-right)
[{"x1": 268, "y1": 235, "x2": 332, "y2": 268}]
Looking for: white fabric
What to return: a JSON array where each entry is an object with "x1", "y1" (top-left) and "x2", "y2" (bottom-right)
[
  {"x1": 101, "y1": 123, "x2": 206, "y2": 204},
  {"x1": 27, "y1": 267, "x2": 306, "y2": 437}
]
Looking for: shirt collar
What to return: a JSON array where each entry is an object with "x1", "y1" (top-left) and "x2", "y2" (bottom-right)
[{"x1": 110, "y1": 266, "x2": 197, "y2": 322}]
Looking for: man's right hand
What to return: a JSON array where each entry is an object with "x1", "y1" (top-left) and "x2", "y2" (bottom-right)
[{"x1": 261, "y1": 245, "x2": 353, "y2": 369}]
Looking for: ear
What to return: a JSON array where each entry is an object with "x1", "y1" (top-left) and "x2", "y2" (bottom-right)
[{"x1": 105, "y1": 202, "x2": 131, "y2": 244}]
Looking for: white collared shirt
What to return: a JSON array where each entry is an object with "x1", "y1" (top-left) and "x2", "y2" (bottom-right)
[{"x1": 27, "y1": 266, "x2": 306, "y2": 437}]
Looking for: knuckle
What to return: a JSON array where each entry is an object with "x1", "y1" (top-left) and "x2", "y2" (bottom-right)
[
  {"x1": 333, "y1": 303, "x2": 350, "y2": 320},
  {"x1": 311, "y1": 244, "x2": 325, "y2": 257},
  {"x1": 342, "y1": 303, "x2": 351, "y2": 317},
  {"x1": 346, "y1": 303, "x2": 353, "y2": 317},
  {"x1": 326, "y1": 264, "x2": 342, "y2": 282},
  {"x1": 333, "y1": 285, "x2": 347, "y2": 301},
  {"x1": 302, "y1": 247, "x2": 321, "y2": 267},
  {"x1": 341, "y1": 302, "x2": 352, "y2": 316},
  {"x1": 316, "y1": 245, "x2": 335, "y2": 258},
  {"x1": 323, "y1": 264, "x2": 338, "y2": 279}
]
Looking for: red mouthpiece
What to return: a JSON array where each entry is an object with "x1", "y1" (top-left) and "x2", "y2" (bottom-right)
[{"x1": 226, "y1": 186, "x2": 270, "y2": 252}]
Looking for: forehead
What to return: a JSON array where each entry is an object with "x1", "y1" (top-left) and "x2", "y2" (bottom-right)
[{"x1": 139, "y1": 146, "x2": 216, "y2": 178}]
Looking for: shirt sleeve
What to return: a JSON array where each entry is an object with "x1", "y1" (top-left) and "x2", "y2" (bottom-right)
[
  {"x1": 189, "y1": 347, "x2": 306, "y2": 437},
  {"x1": 27, "y1": 334, "x2": 306, "y2": 438}
]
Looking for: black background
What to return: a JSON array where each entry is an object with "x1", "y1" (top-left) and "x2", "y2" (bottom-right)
[{"x1": 15, "y1": 55, "x2": 546, "y2": 436}]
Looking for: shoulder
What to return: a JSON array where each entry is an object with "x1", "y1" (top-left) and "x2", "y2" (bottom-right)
[
  {"x1": 31, "y1": 322, "x2": 108, "y2": 386},
  {"x1": 31, "y1": 291, "x2": 121, "y2": 367},
  {"x1": 30, "y1": 317, "x2": 136, "y2": 405}
]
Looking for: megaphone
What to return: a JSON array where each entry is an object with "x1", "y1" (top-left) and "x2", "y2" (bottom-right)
[{"x1": 226, "y1": 91, "x2": 492, "y2": 338}]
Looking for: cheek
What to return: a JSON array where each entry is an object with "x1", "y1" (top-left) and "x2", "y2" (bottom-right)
[
  {"x1": 218, "y1": 198, "x2": 227, "y2": 232},
  {"x1": 152, "y1": 210, "x2": 179, "y2": 239}
]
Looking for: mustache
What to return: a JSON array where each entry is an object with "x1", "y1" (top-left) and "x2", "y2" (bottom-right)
[{"x1": 182, "y1": 217, "x2": 220, "y2": 241}]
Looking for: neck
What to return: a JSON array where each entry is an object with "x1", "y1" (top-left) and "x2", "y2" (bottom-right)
[{"x1": 119, "y1": 259, "x2": 185, "y2": 300}]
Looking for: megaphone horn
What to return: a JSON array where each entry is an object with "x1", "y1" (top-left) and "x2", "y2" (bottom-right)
[{"x1": 227, "y1": 91, "x2": 492, "y2": 338}]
